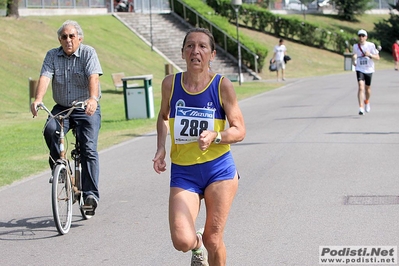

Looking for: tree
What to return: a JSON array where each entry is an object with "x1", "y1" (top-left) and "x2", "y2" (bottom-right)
[
  {"x1": 6, "y1": 0, "x2": 19, "y2": 17},
  {"x1": 374, "y1": 2, "x2": 399, "y2": 53},
  {"x1": 301, "y1": 0, "x2": 313, "y2": 7},
  {"x1": 300, "y1": 0, "x2": 313, "y2": 20},
  {"x1": 333, "y1": 0, "x2": 372, "y2": 21},
  {"x1": 258, "y1": 0, "x2": 274, "y2": 9}
]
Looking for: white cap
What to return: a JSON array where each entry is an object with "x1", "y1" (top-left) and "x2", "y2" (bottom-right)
[{"x1": 358, "y1": 29, "x2": 367, "y2": 36}]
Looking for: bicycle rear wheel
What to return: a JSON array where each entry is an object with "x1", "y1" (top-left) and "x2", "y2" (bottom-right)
[
  {"x1": 73, "y1": 159, "x2": 93, "y2": 220},
  {"x1": 52, "y1": 164, "x2": 73, "y2": 235}
]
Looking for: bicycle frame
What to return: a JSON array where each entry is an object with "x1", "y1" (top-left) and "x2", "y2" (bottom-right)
[
  {"x1": 38, "y1": 103, "x2": 79, "y2": 161},
  {"x1": 71, "y1": 128, "x2": 82, "y2": 199},
  {"x1": 37, "y1": 102, "x2": 90, "y2": 235}
]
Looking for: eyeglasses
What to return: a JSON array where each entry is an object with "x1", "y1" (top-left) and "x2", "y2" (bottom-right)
[
  {"x1": 60, "y1": 34, "x2": 76, "y2": 40},
  {"x1": 358, "y1": 34, "x2": 366, "y2": 37}
]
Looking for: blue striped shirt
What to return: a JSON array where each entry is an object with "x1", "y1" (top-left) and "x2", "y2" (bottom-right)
[{"x1": 40, "y1": 44, "x2": 103, "y2": 107}]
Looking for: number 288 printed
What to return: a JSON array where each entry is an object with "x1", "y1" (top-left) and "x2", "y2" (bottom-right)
[{"x1": 180, "y1": 119, "x2": 209, "y2": 137}]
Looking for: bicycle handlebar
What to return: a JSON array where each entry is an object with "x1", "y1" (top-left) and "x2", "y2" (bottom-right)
[{"x1": 37, "y1": 101, "x2": 86, "y2": 119}]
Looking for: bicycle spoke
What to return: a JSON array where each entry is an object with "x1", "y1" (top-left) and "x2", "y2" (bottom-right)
[{"x1": 52, "y1": 164, "x2": 73, "y2": 235}]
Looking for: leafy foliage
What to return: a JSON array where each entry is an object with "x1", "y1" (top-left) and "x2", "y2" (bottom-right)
[
  {"x1": 374, "y1": 2, "x2": 399, "y2": 53},
  {"x1": 333, "y1": 0, "x2": 373, "y2": 21},
  {"x1": 171, "y1": 0, "x2": 268, "y2": 72},
  {"x1": 208, "y1": 0, "x2": 358, "y2": 53}
]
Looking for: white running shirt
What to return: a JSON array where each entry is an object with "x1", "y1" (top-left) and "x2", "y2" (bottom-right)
[
  {"x1": 352, "y1": 41, "x2": 379, "y2": 74},
  {"x1": 274, "y1": 44, "x2": 287, "y2": 61}
]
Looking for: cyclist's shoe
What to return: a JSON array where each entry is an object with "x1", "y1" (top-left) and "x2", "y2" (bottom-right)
[
  {"x1": 83, "y1": 195, "x2": 98, "y2": 216},
  {"x1": 365, "y1": 101, "x2": 371, "y2": 113},
  {"x1": 191, "y1": 228, "x2": 209, "y2": 266}
]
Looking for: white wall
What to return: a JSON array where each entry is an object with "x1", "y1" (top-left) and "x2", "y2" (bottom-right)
[{"x1": 18, "y1": 8, "x2": 108, "y2": 17}]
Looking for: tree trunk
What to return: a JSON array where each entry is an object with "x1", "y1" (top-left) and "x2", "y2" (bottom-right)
[{"x1": 7, "y1": 0, "x2": 19, "y2": 18}]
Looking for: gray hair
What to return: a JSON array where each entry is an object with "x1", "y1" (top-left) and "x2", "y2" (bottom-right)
[
  {"x1": 57, "y1": 20, "x2": 84, "y2": 39},
  {"x1": 182, "y1": 28, "x2": 216, "y2": 52}
]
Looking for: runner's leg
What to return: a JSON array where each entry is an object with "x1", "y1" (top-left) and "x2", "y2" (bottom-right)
[
  {"x1": 203, "y1": 174, "x2": 239, "y2": 265},
  {"x1": 169, "y1": 187, "x2": 202, "y2": 252}
]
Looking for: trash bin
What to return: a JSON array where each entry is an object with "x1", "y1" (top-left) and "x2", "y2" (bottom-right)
[
  {"x1": 343, "y1": 53, "x2": 354, "y2": 71},
  {"x1": 122, "y1": 75, "x2": 154, "y2": 120}
]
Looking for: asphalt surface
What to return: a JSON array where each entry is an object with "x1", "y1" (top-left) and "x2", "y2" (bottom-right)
[{"x1": 1, "y1": 69, "x2": 399, "y2": 266}]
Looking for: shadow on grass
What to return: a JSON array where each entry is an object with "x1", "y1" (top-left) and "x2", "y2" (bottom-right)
[
  {"x1": 101, "y1": 89, "x2": 124, "y2": 95},
  {"x1": 308, "y1": 13, "x2": 361, "y2": 22}
]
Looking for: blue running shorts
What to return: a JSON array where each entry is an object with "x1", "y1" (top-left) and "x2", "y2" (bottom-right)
[{"x1": 170, "y1": 151, "x2": 237, "y2": 195}]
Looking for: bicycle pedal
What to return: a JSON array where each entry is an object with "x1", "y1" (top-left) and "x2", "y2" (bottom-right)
[
  {"x1": 82, "y1": 204, "x2": 94, "y2": 211},
  {"x1": 85, "y1": 210, "x2": 95, "y2": 216}
]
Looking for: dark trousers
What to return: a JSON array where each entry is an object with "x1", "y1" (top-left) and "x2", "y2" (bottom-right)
[{"x1": 43, "y1": 104, "x2": 101, "y2": 201}]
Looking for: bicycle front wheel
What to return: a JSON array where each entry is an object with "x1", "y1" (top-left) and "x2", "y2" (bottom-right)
[{"x1": 52, "y1": 164, "x2": 73, "y2": 235}]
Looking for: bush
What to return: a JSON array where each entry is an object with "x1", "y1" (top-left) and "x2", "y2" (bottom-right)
[
  {"x1": 171, "y1": 0, "x2": 268, "y2": 72},
  {"x1": 207, "y1": 0, "x2": 381, "y2": 54},
  {"x1": 374, "y1": 3, "x2": 399, "y2": 53}
]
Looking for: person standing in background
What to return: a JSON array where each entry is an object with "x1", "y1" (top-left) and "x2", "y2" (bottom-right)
[
  {"x1": 352, "y1": 29, "x2": 380, "y2": 115},
  {"x1": 272, "y1": 38, "x2": 287, "y2": 81},
  {"x1": 392, "y1": 39, "x2": 399, "y2": 71}
]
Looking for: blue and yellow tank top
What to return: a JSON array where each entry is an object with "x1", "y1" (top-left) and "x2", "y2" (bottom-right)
[{"x1": 169, "y1": 72, "x2": 230, "y2": 165}]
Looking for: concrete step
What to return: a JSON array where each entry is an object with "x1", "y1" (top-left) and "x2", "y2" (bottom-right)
[{"x1": 115, "y1": 12, "x2": 256, "y2": 81}]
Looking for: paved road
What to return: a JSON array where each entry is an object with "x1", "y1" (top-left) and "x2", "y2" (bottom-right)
[{"x1": 1, "y1": 69, "x2": 399, "y2": 266}]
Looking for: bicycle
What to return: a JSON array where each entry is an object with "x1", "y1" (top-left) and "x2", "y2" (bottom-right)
[{"x1": 37, "y1": 101, "x2": 94, "y2": 235}]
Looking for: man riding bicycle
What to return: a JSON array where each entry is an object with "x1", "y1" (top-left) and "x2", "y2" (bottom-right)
[{"x1": 30, "y1": 20, "x2": 103, "y2": 216}]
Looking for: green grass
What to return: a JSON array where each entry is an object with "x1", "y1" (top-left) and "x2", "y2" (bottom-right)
[
  {"x1": 243, "y1": 13, "x2": 393, "y2": 80},
  {"x1": 0, "y1": 13, "x2": 394, "y2": 187},
  {"x1": 285, "y1": 13, "x2": 389, "y2": 34}
]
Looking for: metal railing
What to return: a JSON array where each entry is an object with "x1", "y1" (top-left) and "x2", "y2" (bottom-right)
[
  {"x1": 270, "y1": 0, "x2": 398, "y2": 10},
  {"x1": 170, "y1": 0, "x2": 259, "y2": 74},
  {"x1": 133, "y1": 0, "x2": 170, "y2": 13},
  {"x1": 20, "y1": 0, "x2": 107, "y2": 8}
]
